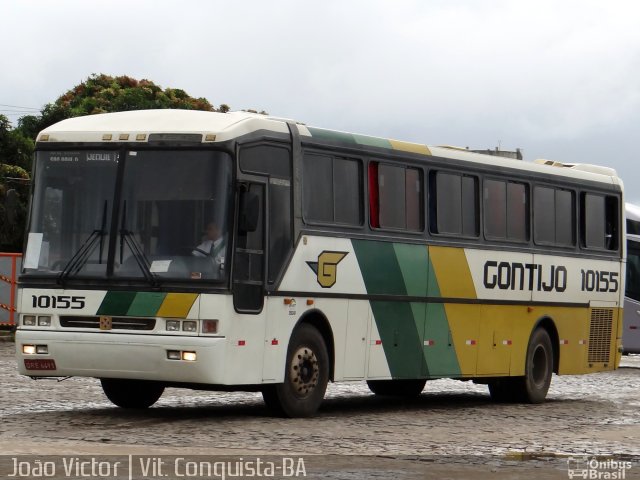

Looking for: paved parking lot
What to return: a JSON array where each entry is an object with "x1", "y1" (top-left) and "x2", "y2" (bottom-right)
[{"x1": 1, "y1": 341, "x2": 639, "y2": 478}]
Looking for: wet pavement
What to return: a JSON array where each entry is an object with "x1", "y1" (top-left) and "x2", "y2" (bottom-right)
[{"x1": 1, "y1": 341, "x2": 639, "y2": 478}]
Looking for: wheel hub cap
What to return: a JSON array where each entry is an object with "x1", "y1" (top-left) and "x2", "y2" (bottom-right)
[{"x1": 290, "y1": 347, "x2": 319, "y2": 397}]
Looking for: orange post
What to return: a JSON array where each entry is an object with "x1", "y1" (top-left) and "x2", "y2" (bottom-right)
[{"x1": 0, "y1": 253, "x2": 22, "y2": 326}]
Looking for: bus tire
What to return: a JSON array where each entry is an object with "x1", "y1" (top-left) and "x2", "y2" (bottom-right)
[
  {"x1": 262, "y1": 324, "x2": 329, "y2": 418},
  {"x1": 100, "y1": 378, "x2": 165, "y2": 409},
  {"x1": 366, "y1": 379, "x2": 426, "y2": 397},
  {"x1": 514, "y1": 327, "x2": 554, "y2": 403}
]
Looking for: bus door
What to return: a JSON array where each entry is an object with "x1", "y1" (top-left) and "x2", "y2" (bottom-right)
[{"x1": 233, "y1": 182, "x2": 266, "y2": 314}]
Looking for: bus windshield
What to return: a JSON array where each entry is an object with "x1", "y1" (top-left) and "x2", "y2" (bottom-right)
[{"x1": 23, "y1": 149, "x2": 233, "y2": 283}]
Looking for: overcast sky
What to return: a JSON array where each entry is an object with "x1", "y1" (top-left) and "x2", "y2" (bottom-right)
[{"x1": 2, "y1": 0, "x2": 640, "y2": 202}]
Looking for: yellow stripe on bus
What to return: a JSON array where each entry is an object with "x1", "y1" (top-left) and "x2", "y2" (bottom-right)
[
  {"x1": 429, "y1": 246, "x2": 476, "y2": 299},
  {"x1": 157, "y1": 293, "x2": 199, "y2": 318},
  {"x1": 389, "y1": 139, "x2": 431, "y2": 155}
]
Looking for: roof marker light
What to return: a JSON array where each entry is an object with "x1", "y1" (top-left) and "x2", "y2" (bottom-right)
[
  {"x1": 136, "y1": 134, "x2": 146, "y2": 141},
  {"x1": 119, "y1": 133, "x2": 129, "y2": 140},
  {"x1": 102, "y1": 134, "x2": 113, "y2": 141}
]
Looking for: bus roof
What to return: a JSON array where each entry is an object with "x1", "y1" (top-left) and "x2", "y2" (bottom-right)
[
  {"x1": 627, "y1": 202, "x2": 640, "y2": 222},
  {"x1": 39, "y1": 109, "x2": 621, "y2": 187}
]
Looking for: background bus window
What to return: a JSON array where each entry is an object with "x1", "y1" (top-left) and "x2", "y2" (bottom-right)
[
  {"x1": 431, "y1": 171, "x2": 478, "y2": 236},
  {"x1": 371, "y1": 162, "x2": 422, "y2": 231},
  {"x1": 581, "y1": 193, "x2": 619, "y2": 250},
  {"x1": 626, "y1": 242, "x2": 640, "y2": 302}
]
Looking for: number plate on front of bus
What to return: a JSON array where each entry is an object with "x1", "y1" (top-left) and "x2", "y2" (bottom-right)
[{"x1": 24, "y1": 359, "x2": 57, "y2": 371}]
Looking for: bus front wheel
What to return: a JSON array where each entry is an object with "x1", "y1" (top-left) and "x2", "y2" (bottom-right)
[
  {"x1": 262, "y1": 324, "x2": 329, "y2": 418},
  {"x1": 100, "y1": 378, "x2": 165, "y2": 409}
]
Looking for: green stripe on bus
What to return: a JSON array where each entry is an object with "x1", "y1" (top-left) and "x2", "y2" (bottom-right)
[
  {"x1": 392, "y1": 244, "x2": 460, "y2": 376},
  {"x1": 424, "y1": 256, "x2": 461, "y2": 376},
  {"x1": 352, "y1": 134, "x2": 393, "y2": 149},
  {"x1": 393, "y1": 243, "x2": 428, "y2": 296},
  {"x1": 353, "y1": 240, "x2": 427, "y2": 378},
  {"x1": 352, "y1": 240, "x2": 407, "y2": 295},
  {"x1": 307, "y1": 127, "x2": 357, "y2": 145},
  {"x1": 96, "y1": 291, "x2": 137, "y2": 316},
  {"x1": 353, "y1": 240, "x2": 461, "y2": 378},
  {"x1": 424, "y1": 302, "x2": 462, "y2": 376},
  {"x1": 127, "y1": 292, "x2": 167, "y2": 317},
  {"x1": 370, "y1": 300, "x2": 427, "y2": 378}
]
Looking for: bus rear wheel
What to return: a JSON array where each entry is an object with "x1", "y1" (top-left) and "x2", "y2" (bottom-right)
[
  {"x1": 366, "y1": 379, "x2": 426, "y2": 397},
  {"x1": 100, "y1": 378, "x2": 165, "y2": 409},
  {"x1": 262, "y1": 324, "x2": 329, "y2": 418},
  {"x1": 511, "y1": 328, "x2": 554, "y2": 403}
]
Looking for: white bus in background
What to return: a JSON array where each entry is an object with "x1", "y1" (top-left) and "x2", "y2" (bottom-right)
[{"x1": 624, "y1": 203, "x2": 640, "y2": 353}]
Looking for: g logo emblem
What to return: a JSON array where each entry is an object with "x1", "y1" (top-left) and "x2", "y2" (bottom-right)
[{"x1": 307, "y1": 251, "x2": 348, "y2": 288}]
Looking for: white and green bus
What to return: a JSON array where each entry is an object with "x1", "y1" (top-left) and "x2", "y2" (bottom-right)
[
  {"x1": 623, "y1": 203, "x2": 640, "y2": 353},
  {"x1": 16, "y1": 110, "x2": 624, "y2": 417}
]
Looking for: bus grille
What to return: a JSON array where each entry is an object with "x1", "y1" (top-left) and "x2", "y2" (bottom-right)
[
  {"x1": 60, "y1": 316, "x2": 156, "y2": 331},
  {"x1": 588, "y1": 308, "x2": 613, "y2": 363}
]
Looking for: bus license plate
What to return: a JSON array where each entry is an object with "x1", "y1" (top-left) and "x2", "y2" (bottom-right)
[{"x1": 24, "y1": 359, "x2": 57, "y2": 371}]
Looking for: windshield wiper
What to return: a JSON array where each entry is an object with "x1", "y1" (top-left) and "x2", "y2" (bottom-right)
[
  {"x1": 119, "y1": 201, "x2": 159, "y2": 286},
  {"x1": 58, "y1": 201, "x2": 108, "y2": 285}
]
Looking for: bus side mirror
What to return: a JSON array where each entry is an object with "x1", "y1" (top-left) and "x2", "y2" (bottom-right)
[{"x1": 238, "y1": 190, "x2": 259, "y2": 233}]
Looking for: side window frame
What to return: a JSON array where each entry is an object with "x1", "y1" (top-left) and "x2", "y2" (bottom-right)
[
  {"x1": 533, "y1": 185, "x2": 576, "y2": 248},
  {"x1": 483, "y1": 177, "x2": 530, "y2": 243},
  {"x1": 428, "y1": 169, "x2": 479, "y2": 238},
  {"x1": 580, "y1": 191, "x2": 620, "y2": 252},
  {"x1": 368, "y1": 160, "x2": 424, "y2": 233},
  {"x1": 301, "y1": 150, "x2": 364, "y2": 228}
]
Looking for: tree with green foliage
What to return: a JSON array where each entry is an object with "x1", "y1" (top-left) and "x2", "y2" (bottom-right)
[
  {"x1": 0, "y1": 114, "x2": 31, "y2": 250},
  {"x1": 17, "y1": 74, "x2": 223, "y2": 139}
]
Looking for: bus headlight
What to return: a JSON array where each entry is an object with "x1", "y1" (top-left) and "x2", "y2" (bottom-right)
[
  {"x1": 23, "y1": 315, "x2": 36, "y2": 326},
  {"x1": 181, "y1": 351, "x2": 197, "y2": 361},
  {"x1": 182, "y1": 321, "x2": 197, "y2": 332},
  {"x1": 22, "y1": 345, "x2": 36, "y2": 355},
  {"x1": 166, "y1": 320, "x2": 180, "y2": 332},
  {"x1": 37, "y1": 316, "x2": 52, "y2": 327}
]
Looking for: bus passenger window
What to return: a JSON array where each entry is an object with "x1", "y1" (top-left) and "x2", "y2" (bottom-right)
[
  {"x1": 370, "y1": 162, "x2": 422, "y2": 231},
  {"x1": 534, "y1": 186, "x2": 575, "y2": 246},
  {"x1": 581, "y1": 193, "x2": 619, "y2": 251},
  {"x1": 302, "y1": 153, "x2": 362, "y2": 226},
  {"x1": 430, "y1": 171, "x2": 478, "y2": 237},
  {"x1": 484, "y1": 179, "x2": 529, "y2": 242},
  {"x1": 484, "y1": 180, "x2": 506, "y2": 239}
]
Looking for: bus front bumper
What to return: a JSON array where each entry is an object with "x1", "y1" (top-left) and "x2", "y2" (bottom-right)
[{"x1": 16, "y1": 330, "x2": 228, "y2": 384}]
